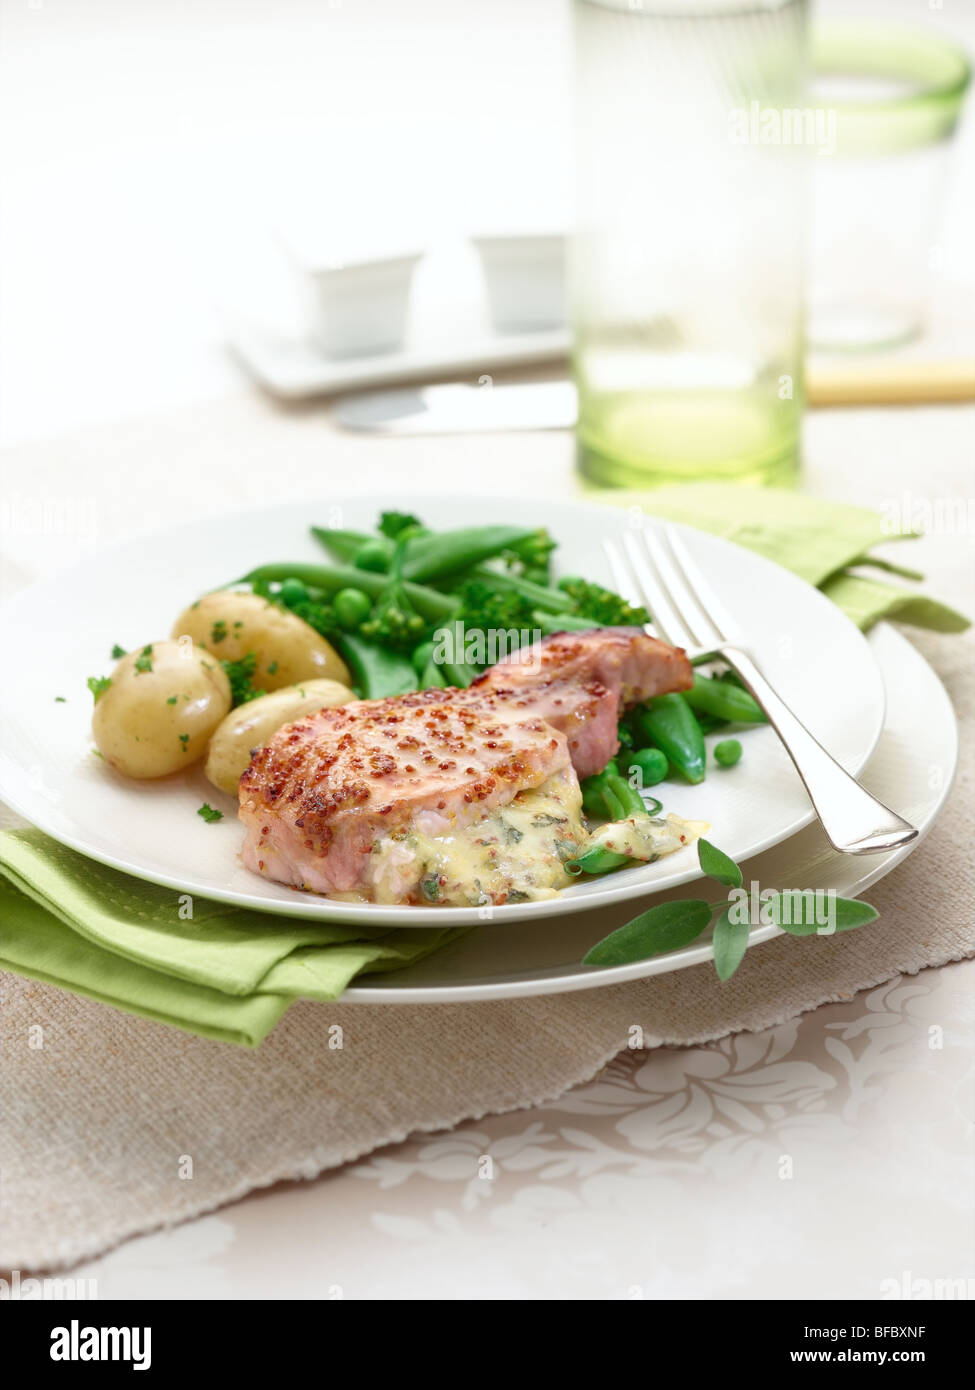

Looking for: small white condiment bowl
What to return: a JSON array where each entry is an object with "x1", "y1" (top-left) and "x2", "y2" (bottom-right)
[
  {"x1": 472, "y1": 232, "x2": 566, "y2": 333},
  {"x1": 282, "y1": 232, "x2": 423, "y2": 359}
]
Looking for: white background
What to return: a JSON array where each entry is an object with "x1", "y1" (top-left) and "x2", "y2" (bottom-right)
[{"x1": 1, "y1": 0, "x2": 973, "y2": 447}]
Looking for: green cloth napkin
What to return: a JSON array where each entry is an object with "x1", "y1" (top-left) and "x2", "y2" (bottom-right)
[
  {"x1": 0, "y1": 830, "x2": 464, "y2": 1047},
  {"x1": 1, "y1": 485, "x2": 967, "y2": 1047},
  {"x1": 626, "y1": 484, "x2": 969, "y2": 633}
]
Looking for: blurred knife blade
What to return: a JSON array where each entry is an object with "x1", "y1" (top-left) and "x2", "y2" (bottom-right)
[{"x1": 333, "y1": 380, "x2": 577, "y2": 434}]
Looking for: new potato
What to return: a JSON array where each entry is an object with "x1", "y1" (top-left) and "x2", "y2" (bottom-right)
[
  {"x1": 205, "y1": 677, "x2": 353, "y2": 795},
  {"x1": 92, "y1": 640, "x2": 232, "y2": 778},
  {"x1": 172, "y1": 591, "x2": 349, "y2": 691}
]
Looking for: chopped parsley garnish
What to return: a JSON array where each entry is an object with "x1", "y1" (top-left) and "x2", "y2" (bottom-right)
[
  {"x1": 178, "y1": 733, "x2": 190, "y2": 751},
  {"x1": 210, "y1": 619, "x2": 228, "y2": 644},
  {"x1": 221, "y1": 652, "x2": 265, "y2": 706},
  {"x1": 134, "y1": 644, "x2": 154, "y2": 674},
  {"x1": 197, "y1": 802, "x2": 224, "y2": 824},
  {"x1": 87, "y1": 675, "x2": 111, "y2": 702},
  {"x1": 110, "y1": 643, "x2": 127, "y2": 660},
  {"x1": 267, "y1": 661, "x2": 278, "y2": 675},
  {"x1": 54, "y1": 696, "x2": 66, "y2": 703},
  {"x1": 166, "y1": 695, "x2": 178, "y2": 705}
]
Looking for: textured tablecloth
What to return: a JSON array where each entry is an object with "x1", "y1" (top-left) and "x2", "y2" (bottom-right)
[{"x1": 1, "y1": 391, "x2": 972, "y2": 1273}]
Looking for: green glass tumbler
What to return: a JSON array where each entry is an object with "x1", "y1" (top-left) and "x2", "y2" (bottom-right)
[{"x1": 572, "y1": 0, "x2": 809, "y2": 489}]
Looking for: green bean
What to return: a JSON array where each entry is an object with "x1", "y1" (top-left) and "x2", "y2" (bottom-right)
[
  {"x1": 401, "y1": 527, "x2": 539, "y2": 583},
  {"x1": 566, "y1": 846, "x2": 631, "y2": 876},
  {"x1": 623, "y1": 747, "x2": 669, "y2": 787},
  {"x1": 333, "y1": 587, "x2": 372, "y2": 631},
  {"x1": 580, "y1": 769, "x2": 615, "y2": 819},
  {"x1": 311, "y1": 526, "x2": 556, "y2": 592},
  {"x1": 580, "y1": 767, "x2": 644, "y2": 820},
  {"x1": 714, "y1": 738, "x2": 743, "y2": 767},
  {"x1": 460, "y1": 566, "x2": 569, "y2": 612},
  {"x1": 605, "y1": 773, "x2": 648, "y2": 819},
  {"x1": 239, "y1": 564, "x2": 457, "y2": 622},
  {"x1": 533, "y1": 610, "x2": 597, "y2": 635},
  {"x1": 682, "y1": 674, "x2": 766, "y2": 724},
  {"x1": 334, "y1": 634, "x2": 417, "y2": 699},
  {"x1": 440, "y1": 660, "x2": 479, "y2": 688},
  {"x1": 636, "y1": 694, "x2": 706, "y2": 784}
]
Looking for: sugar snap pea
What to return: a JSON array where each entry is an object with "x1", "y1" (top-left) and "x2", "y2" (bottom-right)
[
  {"x1": 400, "y1": 527, "x2": 541, "y2": 583},
  {"x1": 311, "y1": 527, "x2": 379, "y2": 564},
  {"x1": 682, "y1": 674, "x2": 766, "y2": 724},
  {"x1": 566, "y1": 846, "x2": 631, "y2": 876},
  {"x1": 636, "y1": 694, "x2": 706, "y2": 785},
  {"x1": 334, "y1": 633, "x2": 417, "y2": 698}
]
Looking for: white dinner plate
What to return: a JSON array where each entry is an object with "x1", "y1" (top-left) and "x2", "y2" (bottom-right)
[
  {"x1": 342, "y1": 622, "x2": 955, "y2": 998},
  {"x1": 0, "y1": 494, "x2": 887, "y2": 926}
]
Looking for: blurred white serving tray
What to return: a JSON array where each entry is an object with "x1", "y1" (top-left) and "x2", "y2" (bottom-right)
[{"x1": 224, "y1": 311, "x2": 570, "y2": 399}]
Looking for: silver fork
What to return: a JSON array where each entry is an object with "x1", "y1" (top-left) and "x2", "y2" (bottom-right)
[{"x1": 605, "y1": 524, "x2": 918, "y2": 855}]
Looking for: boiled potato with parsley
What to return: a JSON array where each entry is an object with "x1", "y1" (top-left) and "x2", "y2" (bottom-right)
[
  {"x1": 171, "y1": 591, "x2": 349, "y2": 691},
  {"x1": 92, "y1": 640, "x2": 232, "y2": 779},
  {"x1": 205, "y1": 677, "x2": 353, "y2": 795}
]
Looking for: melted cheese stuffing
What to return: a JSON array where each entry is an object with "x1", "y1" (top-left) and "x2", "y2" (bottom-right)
[
  {"x1": 365, "y1": 768, "x2": 586, "y2": 906},
  {"x1": 352, "y1": 770, "x2": 708, "y2": 908}
]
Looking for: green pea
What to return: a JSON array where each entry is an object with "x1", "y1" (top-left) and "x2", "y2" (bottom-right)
[
  {"x1": 354, "y1": 540, "x2": 391, "y2": 573},
  {"x1": 714, "y1": 738, "x2": 743, "y2": 768},
  {"x1": 624, "y1": 747, "x2": 669, "y2": 788},
  {"x1": 278, "y1": 577, "x2": 308, "y2": 606},
  {"x1": 333, "y1": 587, "x2": 372, "y2": 631}
]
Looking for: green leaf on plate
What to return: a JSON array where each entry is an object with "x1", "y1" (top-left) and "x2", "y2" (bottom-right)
[
  {"x1": 697, "y1": 838, "x2": 743, "y2": 889},
  {"x1": 711, "y1": 906, "x2": 751, "y2": 981},
  {"x1": 582, "y1": 899, "x2": 713, "y2": 967},
  {"x1": 766, "y1": 892, "x2": 879, "y2": 937}
]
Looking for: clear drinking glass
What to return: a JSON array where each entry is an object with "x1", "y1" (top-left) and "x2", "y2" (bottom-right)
[
  {"x1": 572, "y1": 0, "x2": 808, "y2": 489},
  {"x1": 808, "y1": 24, "x2": 971, "y2": 352}
]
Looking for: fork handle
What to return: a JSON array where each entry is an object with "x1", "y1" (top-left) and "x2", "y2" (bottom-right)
[{"x1": 719, "y1": 646, "x2": 918, "y2": 855}]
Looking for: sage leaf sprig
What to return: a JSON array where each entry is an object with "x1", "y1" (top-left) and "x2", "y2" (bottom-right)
[{"x1": 581, "y1": 839, "x2": 878, "y2": 982}]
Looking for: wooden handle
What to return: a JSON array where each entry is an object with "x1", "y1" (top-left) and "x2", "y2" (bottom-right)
[{"x1": 807, "y1": 358, "x2": 975, "y2": 407}]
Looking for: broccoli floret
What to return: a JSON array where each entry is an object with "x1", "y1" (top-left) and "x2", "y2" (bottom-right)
[
  {"x1": 360, "y1": 533, "x2": 427, "y2": 650},
  {"x1": 287, "y1": 595, "x2": 341, "y2": 640},
  {"x1": 378, "y1": 510, "x2": 424, "y2": 540},
  {"x1": 251, "y1": 576, "x2": 341, "y2": 641},
  {"x1": 502, "y1": 527, "x2": 557, "y2": 581},
  {"x1": 454, "y1": 579, "x2": 536, "y2": 635},
  {"x1": 558, "y1": 577, "x2": 649, "y2": 628}
]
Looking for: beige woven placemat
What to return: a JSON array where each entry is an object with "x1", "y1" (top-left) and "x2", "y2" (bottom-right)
[{"x1": 1, "y1": 397, "x2": 972, "y2": 1272}]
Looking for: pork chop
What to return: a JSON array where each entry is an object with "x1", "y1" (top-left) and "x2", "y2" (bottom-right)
[
  {"x1": 471, "y1": 627, "x2": 692, "y2": 777},
  {"x1": 239, "y1": 626, "x2": 693, "y2": 901}
]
